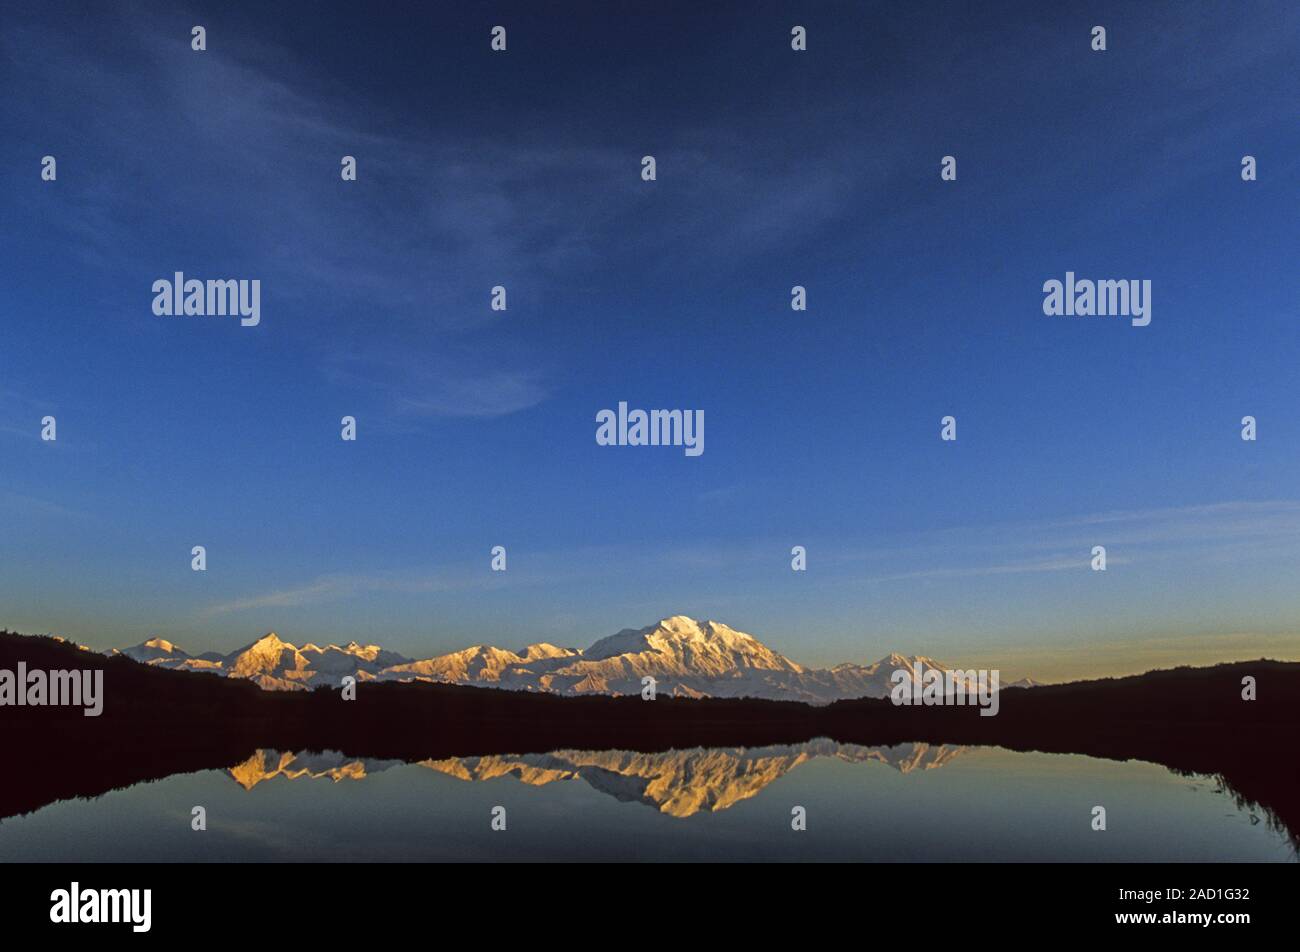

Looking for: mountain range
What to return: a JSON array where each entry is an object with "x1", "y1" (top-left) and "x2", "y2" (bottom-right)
[
  {"x1": 7, "y1": 628, "x2": 1296, "y2": 844},
  {"x1": 111, "y1": 615, "x2": 1036, "y2": 704}
]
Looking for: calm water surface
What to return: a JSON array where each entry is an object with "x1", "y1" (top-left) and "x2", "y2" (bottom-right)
[{"x1": 0, "y1": 742, "x2": 1292, "y2": 862}]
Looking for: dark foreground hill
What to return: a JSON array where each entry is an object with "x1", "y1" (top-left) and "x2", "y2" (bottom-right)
[{"x1": 1, "y1": 630, "x2": 1297, "y2": 846}]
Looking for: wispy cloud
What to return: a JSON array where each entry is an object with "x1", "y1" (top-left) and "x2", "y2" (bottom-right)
[
  {"x1": 0, "y1": 388, "x2": 57, "y2": 444},
  {"x1": 321, "y1": 350, "x2": 553, "y2": 420},
  {"x1": 820, "y1": 500, "x2": 1300, "y2": 578},
  {"x1": 199, "y1": 570, "x2": 488, "y2": 617},
  {"x1": 860, "y1": 553, "x2": 1133, "y2": 585},
  {"x1": 198, "y1": 551, "x2": 598, "y2": 618},
  {"x1": 2, "y1": 9, "x2": 899, "y2": 430},
  {"x1": 0, "y1": 489, "x2": 90, "y2": 521}
]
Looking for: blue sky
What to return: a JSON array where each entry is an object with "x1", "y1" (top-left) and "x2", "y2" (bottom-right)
[{"x1": 1, "y1": 1, "x2": 1297, "y2": 679}]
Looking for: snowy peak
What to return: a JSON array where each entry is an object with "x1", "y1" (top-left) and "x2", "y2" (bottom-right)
[
  {"x1": 246, "y1": 632, "x2": 286, "y2": 651},
  {"x1": 518, "y1": 642, "x2": 573, "y2": 661},
  {"x1": 227, "y1": 632, "x2": 300, "y2": 679},
  {"x1": 383, "y1": 642, "x2": 578, "y2": 684},
  {"x1": 338, "y1": 640, "x2": 403, "y2": 662},
  {"x1": 228, "y1": 632, "x2": 289, "y2": 662},
  {"x1": 218, "y1": 633, "x2": 415, "y2": 688},
  {"x1": 585, "y1": 614, "x2": 719, "y2": 658},
  {"x1": 585, "y1": 616, "x2": 801, "y2": 675},
  {"x1": 120, "y1": 636, "x2": 191, "y2": 663}
]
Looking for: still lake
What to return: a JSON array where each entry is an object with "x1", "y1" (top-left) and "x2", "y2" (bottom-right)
[{"x1": 0, "y1": 742, "x2": 1292, "y2": 862}]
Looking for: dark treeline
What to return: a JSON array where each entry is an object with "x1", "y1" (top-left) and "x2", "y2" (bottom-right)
[{"x1": 2, "y1": 631, "x2": 1297, "y2": 847}]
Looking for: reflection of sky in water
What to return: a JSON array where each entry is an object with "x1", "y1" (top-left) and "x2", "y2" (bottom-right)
[{"x1": 0, "y1": 746, "x2": 1293, "y2": 862}]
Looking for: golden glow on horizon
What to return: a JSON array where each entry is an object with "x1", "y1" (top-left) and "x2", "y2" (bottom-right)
[{"x1": 955, "y1": 631, "x2": 1300, "y2": 684}]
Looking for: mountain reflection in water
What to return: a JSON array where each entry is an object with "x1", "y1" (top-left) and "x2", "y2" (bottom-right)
[
  {"x1": 229, "y1": 741, "x2": 968, "y2": 818},
  {"x1": 1, "y1": 741, "x2": 1294, "y2": 862}
]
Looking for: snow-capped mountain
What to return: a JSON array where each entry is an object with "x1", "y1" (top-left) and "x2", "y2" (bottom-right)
[
  {"x1": 111, "y1": 632, "x2": 412, "y2": 691},
  {"x1": 381, "y1": 641, "x2": 577, "y2": 685},
  {"x1": 113, "y1": 615, "x2": 1032, "y2": 704}
]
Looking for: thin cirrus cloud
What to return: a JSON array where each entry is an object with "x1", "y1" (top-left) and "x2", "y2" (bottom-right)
[
  {"x1": 18, "y1": 15, "x2": 867, "y2": 294},
  {"x1": 754, "y1": 499, "x2": 1300, "y2": 587},
  {"x1": 198, "y1": 542, "x2": 632, "y2": 620},
  {"x1": 4, "y1": 12, "x2": 891, "y2": 430},
  {"x1": 1, "y1": 18, "x2": 599, "y2": 421},
  {"x1": 319, "y1": 346, "x2": 555, "y2": 421},
  {"x1": 200, "y1": 499, "x2": 1300, "y2": 623},
  {"x1": 0, "y1": 490, "x2": 90, "y2": 522},
  {"x1": 199, "y1": 568, "x2": 496, "y2": 617}
]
